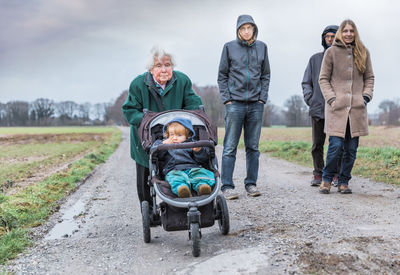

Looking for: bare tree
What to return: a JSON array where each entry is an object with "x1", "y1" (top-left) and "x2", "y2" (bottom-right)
[
  {"x1": 262, "y1": 102, "x2": 286, "y2": 126},
  {"x1": 6, "y1": 101, "x2": 30, "y2": 126},
  {"x1": 78, "y1": 102, "x2": 91, "y2": 123},
  {"x1": 378, "y1": 99, "x2": 400, "y2": 126},
  {"x1": 56, "y1": 101, "x2": 78, "y2": 124},
  {"x1": 0, "y1": 103, "x2": 7, "y2": 126},
  {"x1": 284, "y1": 95, "x2": 310, "y2": 127},
  {"x1": 92, "y1": 103, "x2": 106, "y2": 122},
  {"x1": 105, "y1": 91, "x2": 128, "y2": 126},
  {"x1": 193, "y1": 84, "x2": 224, "y2": 126},
  {"x1": 32, "y1": 98, "x2": 55, "y2": 126}
]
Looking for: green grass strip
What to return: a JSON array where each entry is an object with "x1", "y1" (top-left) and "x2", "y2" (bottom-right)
[
  {"x1": 0, "y1": 128, "x2": 121, "y2": 264},
  {"x1": 258, "y1": 140, "x2": 400, "y2": 185}
]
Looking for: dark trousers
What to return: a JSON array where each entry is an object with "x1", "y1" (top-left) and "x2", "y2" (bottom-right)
[
  {"x1": 311, "y1": 117, "x2": 326, "y2": 176},
  {"x1": 311, "y1": 117, "x2": 341, "y2": 176},
  {"x1": 136, "y1": 163, "x2": 152, "y2": 207}
]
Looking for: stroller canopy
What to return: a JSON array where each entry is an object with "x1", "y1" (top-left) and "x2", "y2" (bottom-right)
[{"x1": 138, "y1": 109, "x2": 218, "y2": 151}]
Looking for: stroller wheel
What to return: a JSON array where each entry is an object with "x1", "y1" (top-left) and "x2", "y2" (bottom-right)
[
  {"x1": 190, "y1": 223, "x2": 201, "y2": 257},
  {"x1": 141, "y1": 201, "x2": 151, "y2": 243},
  {"x1": 216, "y1": 194, "x2": 230, "y2": 235}
]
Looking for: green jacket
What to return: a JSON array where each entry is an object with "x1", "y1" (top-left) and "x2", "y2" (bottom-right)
[{"x1": 122, "y1": 71, "x2": 202, "y2": 167}]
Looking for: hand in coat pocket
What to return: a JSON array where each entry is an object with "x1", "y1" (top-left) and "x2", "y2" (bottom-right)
[{"x1": 330, "y1": 100, "x2": 336, "y2": 111}]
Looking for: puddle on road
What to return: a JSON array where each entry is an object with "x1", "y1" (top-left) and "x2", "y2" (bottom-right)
[{"x1": 45, "y1": 199, "x2": 85, "y2": 240}]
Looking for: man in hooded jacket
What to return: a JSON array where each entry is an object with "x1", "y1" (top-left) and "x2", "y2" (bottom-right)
[
  {"x1": 218, "y1": 15, "x2": 271, "y2": 199},
  {"x1": 302, "y1": 25, "x2": 339, "y2": 187}
]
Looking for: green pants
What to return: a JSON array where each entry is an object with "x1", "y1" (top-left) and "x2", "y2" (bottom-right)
[{"x1": 166, "y1": 167, "x2": 215, "y2": 195}]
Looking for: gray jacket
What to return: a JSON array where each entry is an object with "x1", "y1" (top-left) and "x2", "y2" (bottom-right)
[
  {"x1": 302, "y1": 25, "x2": 339, "y2": 119},
  {"x1": 218, "y1": 15, "x2": 271, "y2": 104}
]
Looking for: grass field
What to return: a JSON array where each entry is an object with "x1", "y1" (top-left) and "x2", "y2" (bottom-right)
[
  {"x1": 218, "y1": 126, "x2": 400, "y2": 185},
  {"x1": 0, "y1": 126, "x2": 121, "y2": 264}
]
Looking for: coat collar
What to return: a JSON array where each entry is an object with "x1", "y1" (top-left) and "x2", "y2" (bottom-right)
[
  {"x1": 333, "y1": 39, "x2": 354, "y2": 49},
  {"x1": 144, "y1": 71, "x2": 177, "y2": 95}
]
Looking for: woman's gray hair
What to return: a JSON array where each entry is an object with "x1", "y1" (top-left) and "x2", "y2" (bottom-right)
[{"x1": 146, "y1": 46, "x2": 176, "y2": 70}]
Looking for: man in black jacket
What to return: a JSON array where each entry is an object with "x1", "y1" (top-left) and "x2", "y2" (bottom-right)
[
  {"x1": 218, "y1": 15, "x2": 271, "y2": 199},
  {"x1": 302, "y1": 25, "x2": 340, "y2": 187}
]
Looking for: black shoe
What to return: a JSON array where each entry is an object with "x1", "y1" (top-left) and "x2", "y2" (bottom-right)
[{"x1": 311, "y1": 175, "x2": 322, "y2": 187}]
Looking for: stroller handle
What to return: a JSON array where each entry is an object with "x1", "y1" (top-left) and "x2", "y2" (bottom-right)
[{"x1": 150, "y1": 140, "x2": 215, "y2": 154}]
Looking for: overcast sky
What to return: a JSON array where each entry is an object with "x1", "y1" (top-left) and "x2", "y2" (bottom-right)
[{"x1": 1, "y1": 0, "x2": 398, "y2": 113}]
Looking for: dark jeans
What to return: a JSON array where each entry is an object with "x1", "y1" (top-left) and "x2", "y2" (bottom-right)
[
  {"x1": 221, "y1": 101, "x2": 264, "y2": 191},
  {"x1": 322, "y1": 122, "x2": 359, "y2": 186},
  {"x1": 136, "y1": 163, "x2": 152, "y2": 207}
]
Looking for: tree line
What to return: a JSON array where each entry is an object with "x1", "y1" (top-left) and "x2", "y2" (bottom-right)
[
  {"x1": 0, "y1": 99, "x2": 110, "y2": 126},
  {"x1": 1, "y1": 86, "x2": 399, "y2": 127}
]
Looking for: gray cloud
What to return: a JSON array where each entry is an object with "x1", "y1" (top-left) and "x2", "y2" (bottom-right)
[{"x1": 0, "y1": 0, "x2": 399, "y2": 113}]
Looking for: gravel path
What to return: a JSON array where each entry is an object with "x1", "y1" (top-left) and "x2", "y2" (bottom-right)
[{"x1": 5, "y1": 127, "x2": 400, "y2": 274}]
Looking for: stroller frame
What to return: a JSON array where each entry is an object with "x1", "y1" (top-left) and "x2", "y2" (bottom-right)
[{"x1": 138, "y1": 109, "x2": 229, "y2": 257}]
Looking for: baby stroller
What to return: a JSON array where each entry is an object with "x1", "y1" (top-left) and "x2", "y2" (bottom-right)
[{"x1": 138, "y1": 108, "x2": 230, "y2": 257}]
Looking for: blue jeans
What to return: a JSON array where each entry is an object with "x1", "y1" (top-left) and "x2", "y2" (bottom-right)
[
  {"x1": 221, "y1": 101, "x2": 264, "y2": 190},
  {"x1": 322, "y1": 122, "x2": 359, "y2": 186}
]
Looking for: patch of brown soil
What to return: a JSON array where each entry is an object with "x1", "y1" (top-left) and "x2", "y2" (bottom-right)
[
  {"x1": 5, "y1": 149, "x2": 92, "y2": 196},
  {"x1": 298, "y1": 236, "x2": 400, "y2": 274},
  {"x1": 0, "y1": 133, "x2": 110, "y2": 146}
]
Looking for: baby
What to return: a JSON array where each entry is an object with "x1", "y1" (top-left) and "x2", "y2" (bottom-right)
[{"x1": 153, "y1": 117, "x2": 215, "y2": 198}]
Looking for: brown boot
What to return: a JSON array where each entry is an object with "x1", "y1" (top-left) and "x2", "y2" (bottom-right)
[
  {"x1": 338, "y1": 184, "x2": 352, "y2": 194},
  {"x1": 198, "y1": 184, "x2": 212, "y2": 195},
  {"x1": 319, "y1": 181, "x2": 331, "y2": 194},
  {"x1": 177, "y1": 185, "x2": 192, "y2": 198}
]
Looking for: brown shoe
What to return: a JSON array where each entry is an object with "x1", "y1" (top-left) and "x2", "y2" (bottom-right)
[
  {"x1": 177, "y1": 185, "x2": 192, "y2": 198},
  {"x1": 319, "y1": 181, "x2": 331, "y2": 194},
  {"x1": 198, "y1": 184, "x2": 212, "y2": 195},
  {"x1": 338, "y1": 184, "x2": 352, "y2": 194}
]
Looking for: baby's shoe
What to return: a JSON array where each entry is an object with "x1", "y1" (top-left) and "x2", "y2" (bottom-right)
[
  {"x1": 177, "y1": 185, "x2": 191, "y2": 198},
  {"x1": 198, "y1": 184, "x2": 212, "y2": 195}
]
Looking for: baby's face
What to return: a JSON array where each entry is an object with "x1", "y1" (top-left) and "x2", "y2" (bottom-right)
[{"x1": 167, "y1": 129, "x2": 186, "y2": 143}]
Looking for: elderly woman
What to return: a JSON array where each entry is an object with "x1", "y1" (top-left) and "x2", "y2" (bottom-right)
[
  {"x1": 319, "y1": 19, "x2": 374, "y2": 194},
  {"x1": 122, "y1": 47, "x2": 202, "y2": 213}
]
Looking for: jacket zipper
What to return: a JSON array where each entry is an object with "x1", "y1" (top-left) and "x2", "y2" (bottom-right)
[{"x1": 246, "y1": 49, "x2": 249, "y2": 101}]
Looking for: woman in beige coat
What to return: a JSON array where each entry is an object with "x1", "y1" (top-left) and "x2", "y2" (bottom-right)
[{"x1": 318, "y1": 19, "x2": 374, "y2": 194}]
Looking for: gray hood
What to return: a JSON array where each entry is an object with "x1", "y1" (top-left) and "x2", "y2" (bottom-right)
[
  {"x1": 236, "y1": 14, "x2": 258, "y2": 41},
  {"x1": 321, "y1": 25, "x2": 339, "y2": 49}
]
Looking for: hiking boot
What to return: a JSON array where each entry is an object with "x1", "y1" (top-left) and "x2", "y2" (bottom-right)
[
  {"x1": 311, "y1": 175, "x2": 322, "y2": 187},
  {"x1": 319, "y1": 181, "x2": 331, "y2": 194},
  {"x1": 198, "y1": 184, "x2": 212, "y2": 195},
  {"x1": 332, "y1": 174, "x2": 339, "y2": 187},
  {"x1": 177, "y1": 185, "x2": 191, "y2": 198},
  {"x1": 222, "y1": 188, "x2": 239, "y2": 200},
  {"x1": 246, "y1": 185, "x2": 261, "y2": 197},
  {"x1": 338, "y1": 184, "x2": 352, "y2": 194}
]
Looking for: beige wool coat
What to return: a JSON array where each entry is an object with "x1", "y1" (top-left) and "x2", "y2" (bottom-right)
[{"x1": 319, "y1": 40, "x2": 374, "y2": 138}]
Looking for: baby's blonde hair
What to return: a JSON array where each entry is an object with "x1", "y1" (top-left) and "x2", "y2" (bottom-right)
[{"x1": 164, "y1": 122, "x2": 191, "y2": 138}]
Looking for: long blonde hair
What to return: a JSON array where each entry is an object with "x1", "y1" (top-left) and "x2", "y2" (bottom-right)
[{"x1": 336, "y1": 19, "x2": 367, "y2": 74}]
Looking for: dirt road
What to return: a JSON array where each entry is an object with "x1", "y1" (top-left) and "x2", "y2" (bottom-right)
[{"x1": 5, "y1": 127, "x2": 400, "y2": 274}]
